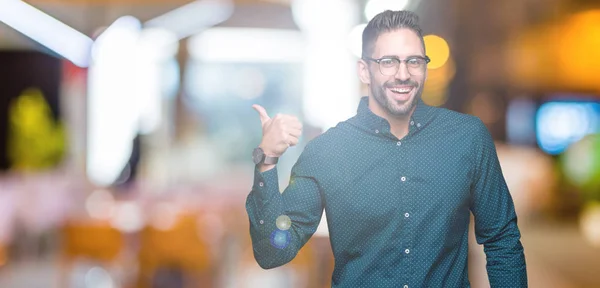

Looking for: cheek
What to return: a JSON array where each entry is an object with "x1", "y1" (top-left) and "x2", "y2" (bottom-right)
[
  {"x1": 412, "y1": 74, "x2": 426, "y2": 85},
  {"x1": 370, "y1": 72, "x2": 390, "y2": 87}
]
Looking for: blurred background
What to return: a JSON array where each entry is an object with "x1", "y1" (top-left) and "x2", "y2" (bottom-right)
[{"x1": 0, "y1": 0, "x2": 599, "y2": 287}]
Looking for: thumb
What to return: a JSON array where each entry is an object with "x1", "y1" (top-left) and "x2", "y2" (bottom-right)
[{"x1": 252, "y1": 104, "x2": 270, "y2": 125}]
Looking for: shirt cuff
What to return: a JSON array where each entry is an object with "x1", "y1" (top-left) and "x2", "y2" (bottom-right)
[{"x1": 253, "y1": 165, "x2": 281, "y2": 203}]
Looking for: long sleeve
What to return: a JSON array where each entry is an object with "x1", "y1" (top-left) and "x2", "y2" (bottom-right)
[
  {"x1": 469, "y1": 119, "x2": 528, "y2": 287},
  {"x1": 245, "y1": 147, "x2": 324, "y2": 269}
]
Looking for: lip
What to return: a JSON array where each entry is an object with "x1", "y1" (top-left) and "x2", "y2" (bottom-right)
[{"x1": 388, "y1": 85, "x2": 414, "y2": 89}]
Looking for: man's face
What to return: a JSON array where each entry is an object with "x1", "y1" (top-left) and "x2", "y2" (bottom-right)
[{"x1": 359, "y1": 29, "x2": 427, "y2": 118}]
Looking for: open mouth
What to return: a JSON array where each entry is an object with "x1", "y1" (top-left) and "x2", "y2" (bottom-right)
[
  {"x1": 386, "y1": 85, "x2": 414, "y2": 101},
  {"x1": 388, "y1": 86, "x2": 413, "y2": 94}
]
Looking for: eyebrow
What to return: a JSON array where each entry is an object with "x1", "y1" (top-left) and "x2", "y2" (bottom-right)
[{"x1": 380, "y1": 54, "x2": 426, "y2": 59}]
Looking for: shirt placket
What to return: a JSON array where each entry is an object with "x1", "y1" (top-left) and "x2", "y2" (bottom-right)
[{"x1": 396, "y1": 130, "x2": 414, "y2": 287}]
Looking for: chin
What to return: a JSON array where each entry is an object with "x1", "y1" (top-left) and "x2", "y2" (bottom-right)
[{"x1": 387, "y1": 95, "x2": 416, "y2": 116}]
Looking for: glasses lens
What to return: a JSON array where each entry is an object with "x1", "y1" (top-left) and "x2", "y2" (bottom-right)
[
  {"x1": 406, "y1": 58, "x2": 427, "y2": 75},
  {"x1": 379, "y1": 58, "x2": 399, "y2": 76}
]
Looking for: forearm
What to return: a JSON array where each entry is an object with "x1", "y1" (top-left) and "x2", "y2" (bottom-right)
[
  {"x1": 470, "y1": 118, "x2": 528, "y2": 287},
  {"x1": 245, "y1": 166, "x2": 301, "y2": 269},
  {"x1": 246, "y1": 194, "x2": 301, "y2": 269},
  {"x1": 482, "y1": 219, "x2": 528, "y2": 287}
]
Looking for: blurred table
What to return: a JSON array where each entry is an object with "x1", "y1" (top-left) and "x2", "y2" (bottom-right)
[{"x1": 520, "y1": 220, "x2": 600, "y2": 288}]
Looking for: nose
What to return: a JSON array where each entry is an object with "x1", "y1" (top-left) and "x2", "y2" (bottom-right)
[{"x1": 395, "y1": 62, "x2": 411, "y2": 81}]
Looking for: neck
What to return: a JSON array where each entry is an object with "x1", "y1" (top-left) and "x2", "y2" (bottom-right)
[{"x1": 367, "y1": 96, "x2": 416, "y2": 139}]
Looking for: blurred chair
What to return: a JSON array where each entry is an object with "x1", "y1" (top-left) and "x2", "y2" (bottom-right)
[
  {"x1": 136, "y1": 213, "x2": 213, "y2": 288},
  {"x1": 287, "y1": 238, "x2": 320, "y2": 288},
  {"x1": 59, "y1": 220, "x2": 125, "y2": 287}
]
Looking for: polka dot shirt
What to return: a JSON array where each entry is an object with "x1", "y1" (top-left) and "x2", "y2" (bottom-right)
[{"x1": 246, "y1": 96, "x2": 528, "y2": 287}]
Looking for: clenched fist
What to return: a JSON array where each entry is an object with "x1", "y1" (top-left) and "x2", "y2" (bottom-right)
[{"x1": 252, "y1": 104, "x2": 303, "y2": 157}]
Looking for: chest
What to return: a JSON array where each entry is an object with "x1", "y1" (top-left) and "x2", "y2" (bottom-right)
[{"x1": 321, "y1": 133, "x2": 473, "y2": 224}]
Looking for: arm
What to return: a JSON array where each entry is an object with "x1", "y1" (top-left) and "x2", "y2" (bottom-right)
[
  {"x1": 246, "y1": 104, "x2": 322, "y2": 269},
  {"x1": 469, "y1": 119, "x2": 528, "y2": 287},
  {"x1": 245, "y1": 147, "x2": 323, "y2": 269}
]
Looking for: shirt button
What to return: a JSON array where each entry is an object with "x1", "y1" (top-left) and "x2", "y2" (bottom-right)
[
  {"x1": 404, "y1": 213, "x2": 410, "y2": 218},
  {"x1": 410, "y1": 121, "x2": 414, "y2": 126},
  {"x1": 404, "y1": 285, "x2": 409, "y2": 288},
  {"x1": 401, "y1": 176, "x2": 406, "y2": 182},
  {"x1": 417, "y1": 123, "x2": 421, "y2": 128},
  {"x1": 405, "y1": 249, "x2": 410, "y2": 254},
  {"x1": 396, "y1": 141, "x2": 401, "y2": 146},
  {"x1": 259, "y1": 182, "x2": 264, "y2": 187},
  {"x1": 259, "y1": 220, "x2": 264, "y2": 224},
  {"x1": 375, "y1": 129, "x2": 379, "y2": 133}
]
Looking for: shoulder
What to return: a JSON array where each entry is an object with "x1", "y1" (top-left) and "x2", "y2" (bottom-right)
[
  {"x1": 432, "y1": 106, "x2": 481, "y2": 126},
  {"x1": 430, "y1": 106, "x2": 490, "y2": 136},
  {"x1": 292, "y1": 122, "x2": 351, "y2": 174},
  {"x1": 299, "y1": 124, "x2": 343, "y2": 159}
]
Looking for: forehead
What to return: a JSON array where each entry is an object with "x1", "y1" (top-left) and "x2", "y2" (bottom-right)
[{"x1": 372, "y1": 28, "x2": 424, "y2": 58}]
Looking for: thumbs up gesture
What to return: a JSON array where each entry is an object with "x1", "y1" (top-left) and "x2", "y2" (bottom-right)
[{"x1": 252, "y1": 104, "x2": 302, "y2": 157}]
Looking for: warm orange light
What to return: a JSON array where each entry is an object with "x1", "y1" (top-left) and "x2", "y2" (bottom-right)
[
  {"x1": 506, "y1": 9, "x2": 600, "y2": 92},
  {"x1": 580, "y1": 201, "x2": 600, "y2": 248},
  {"x1": 505, "y1": 10, "x2": 600, "y2": 91},
  {"x1": 0, "y1": 245, "x2": 6, "y2": 267},
  {"x1": 424, "y1": 35, "x2": 450, "y2": 70},
  {"x1": 423, "y1": 57, "x2": 456, "y2": 106},
  {"x1": 556, "y1": 10, "x2": 600, "y2": 91}
]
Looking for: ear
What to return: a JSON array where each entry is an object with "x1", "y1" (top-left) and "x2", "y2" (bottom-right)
[{"x1": 357, "y1": 59, "x2": 371, "y2": 85}]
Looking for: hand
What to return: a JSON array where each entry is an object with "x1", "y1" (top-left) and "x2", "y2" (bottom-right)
[{"x1": 252, "y1": 104, "x2": 302, "y2": 157}]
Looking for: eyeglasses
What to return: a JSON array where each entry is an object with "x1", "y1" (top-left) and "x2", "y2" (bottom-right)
[{"x1": 363, "y1": 55, "x2": 430, "y2": 76}]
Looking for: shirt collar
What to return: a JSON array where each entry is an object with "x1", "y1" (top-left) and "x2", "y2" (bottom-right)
[{"x1": 352, "y1": 96, "x2": 433, "y2": 134}]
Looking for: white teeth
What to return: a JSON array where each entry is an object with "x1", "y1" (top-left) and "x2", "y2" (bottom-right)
[{"x1": 390, "y1": 87, "x2": 412, "y2": 93}]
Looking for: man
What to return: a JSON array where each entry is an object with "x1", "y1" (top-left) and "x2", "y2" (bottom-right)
[{"x1": 246, "y1": 10, "x2": 527, "y2": 288}]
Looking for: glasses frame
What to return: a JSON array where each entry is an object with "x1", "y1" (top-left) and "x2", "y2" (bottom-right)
[{"x1": 363, "y1": 55, "x2": 431, "y2": 76}]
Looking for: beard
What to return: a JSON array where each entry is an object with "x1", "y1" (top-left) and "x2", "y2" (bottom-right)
[{"x1": 369, "y1": 71, "x2": 424, "y2": 118}]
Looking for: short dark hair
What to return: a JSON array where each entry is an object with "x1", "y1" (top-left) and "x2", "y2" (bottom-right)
[{"x1": 361, "y1": 10, "x2": 425, "y2": 58}]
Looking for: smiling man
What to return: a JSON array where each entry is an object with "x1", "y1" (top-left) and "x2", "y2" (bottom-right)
[{"x1": 246, "y1": 10, "x2": 527, "y2": 288}]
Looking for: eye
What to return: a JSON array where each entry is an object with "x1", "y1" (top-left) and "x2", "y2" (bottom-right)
[
  {"x1": 379, "y1": 58, "x2": 397, "y2": 68},
  {"x1": 406, "y1": 58, "x2": 423, "y2": 67}
]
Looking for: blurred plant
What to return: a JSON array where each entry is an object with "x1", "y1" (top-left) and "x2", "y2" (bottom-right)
[
  {"x1": 7, "y1": 87, "x2": 66, "y2": 171},
  {"x1": 561, "y1": 133, "x2": 600, "y2": 201}
]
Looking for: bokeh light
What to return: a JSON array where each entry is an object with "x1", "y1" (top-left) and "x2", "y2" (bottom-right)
[
  {"x1": 84, "y1": 266, "x2": 115, "y2": 288},
  {"x1": 508, "y1": 9, "x2": 600, "y2": 92},
  {"x1": 580, "y1": 202, "x2": 600, "y2": 248},
  {"x1": 364, "y1": 0, "x2": 410, "y2": 21},
  {"x1": 348, "y1": 23, "x2": 367, "y2": 58},
  {"x1": 270, "y1": 229, "x2": 291, "y2": 250},
  {"x1": 424, "y1": 35, "x2": 450, "y2": 69},
  {"x1": 537, "y1": 102, "x2": 600, "y2": 155},
  {"x1": 85, "y1": 189, "x2": 116, "y2": 220},
  {"x1": 276, "y1": 215, "x2": 292, "y2": 231},
  {"x1": 562, "y1": 134, "x2": 600, "y2": 196},
  {"x1": 150, "y1": 202, "x2": 180, "y2": 231},
  {"x1": 109, "y1": 201, "x2": 144, "y2": 233},
  {"x1": 556, "y1": 10, "x2": 600, "y2": 91}
]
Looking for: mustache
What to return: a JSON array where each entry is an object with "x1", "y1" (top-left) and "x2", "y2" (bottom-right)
[{"x1": 385, "y1": 80, "x2": 418, "y2": 88}]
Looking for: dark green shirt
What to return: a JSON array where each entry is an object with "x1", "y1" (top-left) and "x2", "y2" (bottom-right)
[{"x1": 246, "y1": 96, "x2": 527, "y2": 287}]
